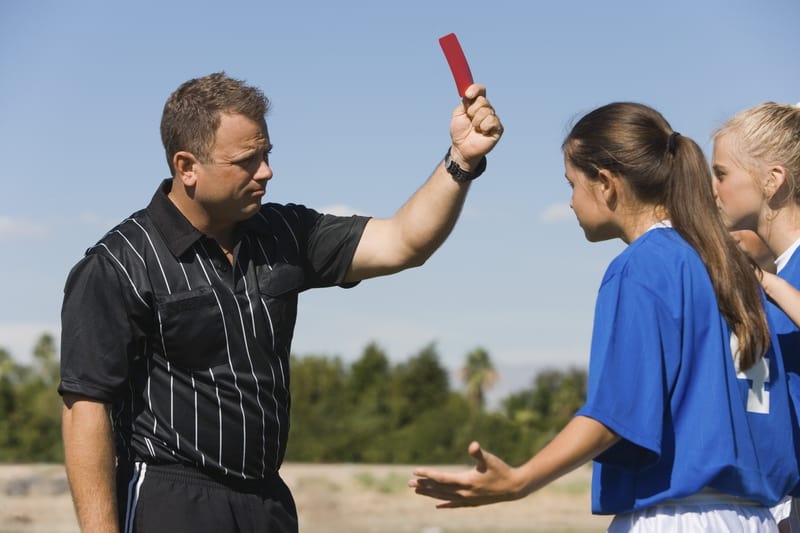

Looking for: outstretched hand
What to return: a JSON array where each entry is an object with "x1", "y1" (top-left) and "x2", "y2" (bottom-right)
[
  {"x1": 409, "y1": 441, "x2": 525, "y2": 508},
  {"x1": 448, "y1": 84, "x2": 503, "y2": 171}
]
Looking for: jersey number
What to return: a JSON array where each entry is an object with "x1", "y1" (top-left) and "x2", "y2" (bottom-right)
[{"x1": 731, "y1": 333, "x2": 770, "y2": 414}]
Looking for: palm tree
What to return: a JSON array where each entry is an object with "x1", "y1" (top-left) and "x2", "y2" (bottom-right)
[{"x1": 460, "y1": 347, "x2": 498, "y2": 415}]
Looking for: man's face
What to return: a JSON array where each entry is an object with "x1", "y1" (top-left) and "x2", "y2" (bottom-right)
[{"x1": 194, "y1": 112, "x2": 273, "y2": 224}]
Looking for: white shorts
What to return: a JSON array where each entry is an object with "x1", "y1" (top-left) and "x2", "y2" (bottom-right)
[
  {"x1": 771, "y1": 496, "x2": 800, "y2": 531},
  {"x1": 607, "y1": 490, "x2": 777, "y2": 532}
]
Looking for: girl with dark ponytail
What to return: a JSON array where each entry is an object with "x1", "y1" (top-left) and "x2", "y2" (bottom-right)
[{"x1": 411, "y1": 102, "x2": 799, "y2": 532}]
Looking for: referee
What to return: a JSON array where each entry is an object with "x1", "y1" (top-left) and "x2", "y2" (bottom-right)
[{"x1": 58, "y1": 72, "x2": 502, "y2": 532}]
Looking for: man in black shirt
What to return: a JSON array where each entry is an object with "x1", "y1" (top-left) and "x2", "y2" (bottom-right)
[{"x1": 59, "y1": 71, "x2": 503, "y2": 533}]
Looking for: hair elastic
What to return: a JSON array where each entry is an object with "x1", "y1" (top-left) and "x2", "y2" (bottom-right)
[{"x1": 668, "y1": 131, "x2": 681, "y2": 154}]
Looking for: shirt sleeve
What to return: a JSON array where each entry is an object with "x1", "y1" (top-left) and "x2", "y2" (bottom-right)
[
  {"x1": 295, "y1": 206, "x2": 370, "y2": 288},
  {"x1": 576, "y1": 272, "x2": 670, "y2": 468},
  {"x1": 58, "y1": 252, "x2": 145, "y2": 403}
]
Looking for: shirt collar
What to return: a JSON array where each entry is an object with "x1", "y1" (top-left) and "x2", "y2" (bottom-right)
[
  {"x1": 645, "y1": 219, "x2": 672, "y2": 232},
  {"x1": 775, "y1": 237, "x2": 800, "y2": 274},
  {"x1": 145, "y1": 179, "x2": 273, "y2": 258},
  {"x1": 145, "y1": 179, "x2": 204, "y2": 258}
]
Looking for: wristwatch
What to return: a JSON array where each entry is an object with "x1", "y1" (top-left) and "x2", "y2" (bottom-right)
[{"x1": 444, "y1": 147, "x2": 487, "y2": 183}]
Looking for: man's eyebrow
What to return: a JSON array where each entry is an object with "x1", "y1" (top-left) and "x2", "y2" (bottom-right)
[
  {"x1": 250, "y1": 142, "x2": 272, "y2": 153},
  {"x1": 235, "y1": 143, "x2": 272, "y2": 157}
]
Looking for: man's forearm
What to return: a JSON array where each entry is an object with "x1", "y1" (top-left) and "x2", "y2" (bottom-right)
[
  {"x1": 62, "y1": 397, "x2": 120, "y2": 533},
  {"x1": 391, "y1": 160, "x2": 471, "y2": 263},
  {"x1": 345, "y1": 160, "x2": 470, "y2": 281}
]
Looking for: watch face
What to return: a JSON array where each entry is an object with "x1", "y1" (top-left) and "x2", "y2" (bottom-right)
[
  {"x1": 444, "y1": 148, "x2": 484, "y2": 182},
  {"x1": 445, "y1": 150, "x2": 462, "y2": 176},
  {"x1": 445, "y1": 154, "x2": 468, "y2": 181},
  {"x1": 446, "y1": 159, "x2": 464, "y2": 180}
]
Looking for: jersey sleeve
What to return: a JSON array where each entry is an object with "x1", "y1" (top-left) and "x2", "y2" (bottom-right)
[
  {"x1": 576, "y1": 271, "x2": 670, "y2": 468},
  {"x1": 293, "y1": 205, "x2": 370, "y2": 288},
  {"x1": 58, "y1": 252, "x2": 145, "y2": 403}
]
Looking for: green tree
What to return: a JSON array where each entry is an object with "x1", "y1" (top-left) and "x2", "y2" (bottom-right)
[
  {"x1": 343, "y1": 343, "x2": 392, "y2": 462},
  {"x1": 460, "y1": 346, "x2": 497, "y2": 415},
  {"x1": 0, "y1": 333, "x2": 64, "y2": 462},
  {"x1": 457, "y1": 410, "x2": 532, "y2": 465},
  {"x1": 285, "y1": 344, "x2": 587, "y2": 466},
  {"x1": 286, "y1": 354, "x2": 350, "y2": 461},
  {"x1": 0, "y1": 347, "x2": 18, "y2": 460},
  {"x1": 33, "y1": 333, "x2": 60, "y2": 385},
  {"x1": 389, "y1": 392, "x2": 470, "y2": 463},
  {"x1": 503, "y1": 366, "x2": 587, "y2": 452},
  {"x1": 387, "y1": 343, "x2": 449, "y2": 428},
  {"x1": 347, "y1": 341, "x2": 390, "y2": 404}
]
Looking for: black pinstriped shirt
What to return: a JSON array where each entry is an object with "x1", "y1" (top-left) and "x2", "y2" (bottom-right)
[{"x1": 59, "y1": 180, "x2": 369, "y2": 480}]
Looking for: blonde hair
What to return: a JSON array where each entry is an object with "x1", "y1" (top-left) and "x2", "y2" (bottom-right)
[{"x1": 713, "y1": 102, "x2": 800, "y2": 205}]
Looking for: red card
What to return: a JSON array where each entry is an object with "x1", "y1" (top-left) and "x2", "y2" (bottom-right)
[{"x1": 438, "y1": 33, "x2": 474, "y2": 97}]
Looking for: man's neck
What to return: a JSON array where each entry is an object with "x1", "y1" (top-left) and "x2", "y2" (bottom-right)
[{"x1": 167, "y1": 187, "x2": 235, "y2": 250}]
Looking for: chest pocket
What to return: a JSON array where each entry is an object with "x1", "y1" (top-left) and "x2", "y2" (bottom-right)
[
  {"x1": 258, "y1": 263, "x2": 305, "y2": 345},
  {"x1": 155, "y1": 286, "x2": 229, "y2": 370}
]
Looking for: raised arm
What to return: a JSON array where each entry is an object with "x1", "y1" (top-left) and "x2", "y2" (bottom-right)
[
  {"x1": 345, "y1": 83, "x2": 503, "y2": 282},
  {"x1": 62, "y1": 394, "x2": 120, "y2": 533},
  {"x1": 409, "y1": 416, "x2": 619, "y2": 508}
]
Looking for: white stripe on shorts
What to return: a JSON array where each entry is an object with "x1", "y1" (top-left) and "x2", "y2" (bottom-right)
[{"x1": 123, "y1": 462, "x2": 148, "y2": 533}]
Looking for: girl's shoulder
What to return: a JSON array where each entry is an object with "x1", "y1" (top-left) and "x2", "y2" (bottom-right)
[{"x1": 607, "y1": 228, "x2": 696, "y2": 277}]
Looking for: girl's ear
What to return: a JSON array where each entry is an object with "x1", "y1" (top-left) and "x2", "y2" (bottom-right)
[
  {"x1": 764, "y1": 165, "x2": 787, "y2": 198},
  {"x1": 596, "y1": 168, "x2": 619, "y2": 210}
]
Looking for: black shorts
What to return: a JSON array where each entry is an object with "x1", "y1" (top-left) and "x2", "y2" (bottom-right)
[{"x1": 117, "y1": 462, "x2": 298, "y2": 533}]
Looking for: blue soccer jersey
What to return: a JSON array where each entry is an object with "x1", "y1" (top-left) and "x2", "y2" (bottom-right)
[
  {"x1": 767, "y1": 244, "x2": 800, "y2": 496},
  {"x1": 576, "y1": 227, "x2": 800, "y2": 515},
  {"x1": 770, "y1": 246, "x2": 800, "y2": 392}
]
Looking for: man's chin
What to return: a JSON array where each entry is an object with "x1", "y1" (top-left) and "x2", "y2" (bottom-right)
[{"x1": 241, "y1": 200, "x2": 263, "y2": 218}]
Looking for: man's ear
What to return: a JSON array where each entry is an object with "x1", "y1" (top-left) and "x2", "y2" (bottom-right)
[
  {"x1": 596, "y1": 168, "x2": 618, "y2": 210},
  {"x1": 174, "y1": 151, "x2": 199, "y2": 187}
]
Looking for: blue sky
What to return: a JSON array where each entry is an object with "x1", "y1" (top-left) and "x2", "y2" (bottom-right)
[{"x1": 2, "y1": 0, "x2": 799, "y2": 402}]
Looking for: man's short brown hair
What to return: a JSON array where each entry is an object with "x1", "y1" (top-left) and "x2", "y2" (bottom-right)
[{"x1": 160, "y1": 72, "x2": 270, "y2": 174}]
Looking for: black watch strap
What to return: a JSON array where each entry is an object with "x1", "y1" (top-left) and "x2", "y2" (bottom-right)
[{"x1": 444, "y1": 147, "x2": 487, "y2": 183}]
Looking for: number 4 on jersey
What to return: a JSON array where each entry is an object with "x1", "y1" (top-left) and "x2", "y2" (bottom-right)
[{"x1": 731, "y1": 333, "x2": 770, "y2": 414}]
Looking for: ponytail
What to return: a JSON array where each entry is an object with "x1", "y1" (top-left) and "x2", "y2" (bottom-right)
[{"x1": 667, "y1": 135, "x2": 770, "y2": 370}]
